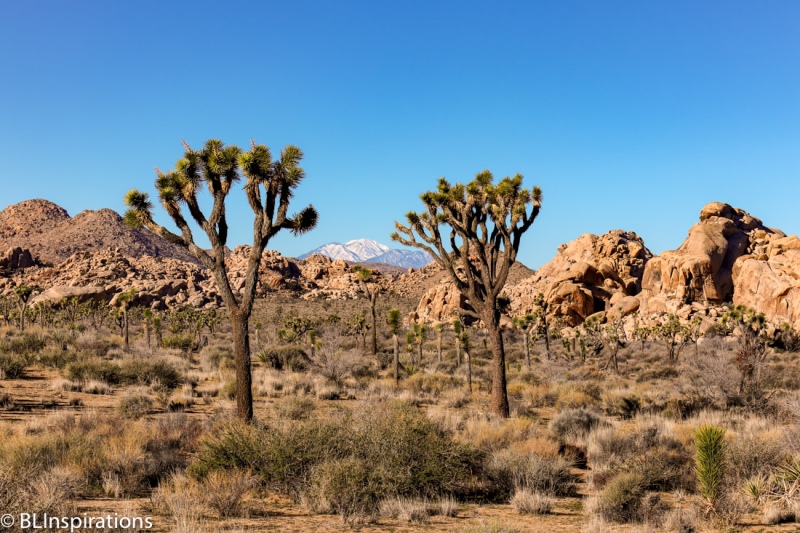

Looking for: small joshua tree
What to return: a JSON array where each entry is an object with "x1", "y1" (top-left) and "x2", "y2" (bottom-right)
[
  {"x1": 124, "y1": 139, "x2": 317, "y2": 421},
  {"x1": 694, "y1": 425, "x2": 726, "y2": 512},
  {"x1": 393, "y1": 171, "x2": 541, "y2": 417},
  {"x1": 387, "y1": 308, "x2": 402, "y2": 385},
  {"x1": 452, "y1": 317, "x2": 464, "y2": 366},
  {"x1": 115, "y1": 288, "x2": 137, "y2": 350},
  {"x1": 512, "y1": 313, "x2": 536, "y2": 369},
  {"x1": 13, "y1": 284, "x2": 35, "y2": 332},
  {"x1": 434, "y1": 322, "x2": 445, "y2": 363}
]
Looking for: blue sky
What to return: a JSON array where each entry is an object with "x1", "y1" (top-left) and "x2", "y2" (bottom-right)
[{"x1": 1, "y1": 1, "x2": 799, "y2": 268}]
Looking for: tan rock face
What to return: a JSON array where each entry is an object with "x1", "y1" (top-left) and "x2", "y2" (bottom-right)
[
  {"x1": 641, "y1": 202, "x2": 780, "y2": 304},
  {"x1": 410, "y1": 282, "x2": 472, "y2": 325},
  {"x1": 0, "y1": 247, "x2": 36, "y2": 271},
  {"x1": 733, "y1": 236, "x2": 800, "y2": 331},
  {"x1": 504, "y1": 230, "x2": 652, "y2": 325}
]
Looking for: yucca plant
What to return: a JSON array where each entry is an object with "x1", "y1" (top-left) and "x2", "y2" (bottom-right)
[{"x1": 694, "y1": 425, "x2": 726, "y2": 509}]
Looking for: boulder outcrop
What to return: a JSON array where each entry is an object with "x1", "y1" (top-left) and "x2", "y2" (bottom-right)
[
  {"x1": 504, "y1": 230, "x2": 652, "y2": 325},
  {"x1": 640, "y1": 202, "x2": 779, "y2": 305}
]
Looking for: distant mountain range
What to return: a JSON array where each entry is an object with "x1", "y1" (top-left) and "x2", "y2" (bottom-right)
[{"x1": 298, "y1": 239, "x2": 432, "y2": 269}]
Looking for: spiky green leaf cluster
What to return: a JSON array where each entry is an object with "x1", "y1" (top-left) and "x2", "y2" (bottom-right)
[{"x1": 694, "y1": 425, "x2": 726, "y2": 505}]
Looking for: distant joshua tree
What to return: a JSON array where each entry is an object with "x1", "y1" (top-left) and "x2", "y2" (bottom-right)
[
  {"x1": 124, "y1": 139, "x2": 317, "y2": 421},
  {"x1": 387, "y1": 308, "x2": 402, "y2": 385},
  {"x1": 116, "y1": 288, "x2": 137, "y2": 350},
  {"x1": 393, "y1": 171, "x2": 541, "y2": 417},
  {"x1": 13, "y1": 284, "x2": 35, "y2": 332},
  {"x1": 353, "y1": 265, "x2": 380, "y2": 356}
]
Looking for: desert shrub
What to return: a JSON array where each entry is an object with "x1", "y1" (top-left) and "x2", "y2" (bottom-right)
[
  {"x1": 510, "y1": 488, "x2": 552, "y2": 515},
  {"x1": 200, "y1": 344, "x2": 233, "y2": 372},
  {"x1": 0, "y1": 393, "x2": 14, "y2": 408},
  {"x1": 727, "y1": 425, "x2": 788, "y2": 483},
  {"x1": 313, "y1": 348, "x2": 366, "y2": 385},
  {"x1": 458, "y1": 521, "x2": 521, "y2": 533},
  {"x1": 486, "y1": 449, "x2": 577, "y2": 498},
  {"x1": 118, "y1": 393, "x2": 152, "y2": 419},
  {"x1": 379, "y1": 496, "x2": 434, "y2": 523},
  {"x1": 305, "y1": 457, "x2": 383, "y2": 523},
  {"x1": 662, "y1": 507, "x2": 699, "y2": 533},
  {"x1": 37, "y1": 349, "x2": 78, "y2": 369},
  {"x1": 161, "y1": 334, "x2": 194, "y2": 351},
  {"x1": 201, "y1": 468, "x2": 258, "y2": 518},
  {"x1": 83, "y1": 380, "x2": 113, "y2": 395},
  {"x1": 65, "y1": 359, "x2": 121, "y2": 384},
  {"x1": 764, "y1": 504, "x2": 796, "y2": 525},
  {"x1": 119, "y1": 359, "x2": 182, "y2": 389},
  {"x1": 591, "y1": 472, "x2": 648, "y2": 523},
  {"x1": 190, "y1": 402, "x2": 485, "y2": 520},
  {"x1": 548, "y1": 408, "x2": 602, "y2": 441},
  {"x1": 0, "y1": 353, "x2": 29, "y2": 379},
  {"x1": 257, "y1": 345, "x2": 309, "y2": 372},
  {"x1": 221, "y1": 380, "x2": 236, "y2": 400},
  {"x1": 276, "y1": 396, "x2": 315, "y2": 420},
  {"x1": 405, "y1": 372, "x2": 462, "y2": 394},
  {"x1": 5, "y1": 333, "x2": 47, "y2": 354},
  {"x1": 73, "y1": 335, "x2": 116, "y2": 358},
  {"x1": 601, "y1": 390, "x2": 641, "y2": 419}
]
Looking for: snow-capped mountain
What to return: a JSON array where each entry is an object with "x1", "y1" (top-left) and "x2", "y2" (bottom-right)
[
  {"x1": 298, "y1": 239, "x2": 432, "y2": 268},
  {"x1": 365, "y1": 249, "x2": 433, "y2": 269}
]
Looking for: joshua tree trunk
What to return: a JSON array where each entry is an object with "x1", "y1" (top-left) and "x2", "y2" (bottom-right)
[
  {"x1": 369, "y1": 296, "x2": 377, "y2": 356},
  {"x1": 19, "y1": 302, "x2": 27, "y2": 332},
  {"x1": 466, "y1": 348, "x2": 472, "y2": 392},
  {"x1": 393, "y1": 334, "x2": 399, "y2": 386},
  {"x1": 455, "y1": 338, "x2": 461, "y2": 366},
  {"x1": 122, "y1": 308, "x2": 130, "y2": 350},
  {"x1": 231, "y1": 311, "x2": 253, "y2": 421},
  {"x1": 437, "y1": 332, "x2": 443, "y2": 363},
  {"x1": 417, "y1": 341, "x2": 423, "y2": 366},
  {"x1": 523, "y1": 331, "x2": 531, "y2": 369},
  {"x1": 485, "y1": 310, "x2": 509, "y2": 417}
]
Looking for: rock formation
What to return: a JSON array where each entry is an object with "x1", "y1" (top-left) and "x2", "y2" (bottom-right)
[
  {"x1": 504, "y1": 230, "x2": 652, "y2": 325},
  {"x1": 732, "y1": 234, "x2": 800, "y2": 331},
  {"x1": 0, "y1": 199, "x2": 200, "y2": 265}
]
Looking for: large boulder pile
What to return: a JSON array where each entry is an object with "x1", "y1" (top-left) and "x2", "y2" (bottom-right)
[
  {"x1": 504, "y1": 230, "x2": 652, "y2": 325},
  {"x1": 639, "y1": 202, "x2": 781, "y2": 316},
  {"x1": 732, "y1": 234, "x2": 800, "y2": 331}
]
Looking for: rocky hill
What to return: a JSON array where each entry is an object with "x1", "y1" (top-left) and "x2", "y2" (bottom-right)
[{"x1": 0, "y1": 199, "x2": 199, "y2": 265}]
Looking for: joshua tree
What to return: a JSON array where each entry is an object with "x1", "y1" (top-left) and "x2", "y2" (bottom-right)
[
  {"x1": 392, "y1": 171, "x2": 541, "y2": 417},
  {"x1": 721, "y1": 305, "x2": 769, "y2": 396},
  {"x1": 434, "y1": 323, "x2": 446, "y2": 363},
  {"x1": 410, "y1": 323, "x2": 427, "y2": 365},
  {"x1": 532, "y1": 294, "x2": 551, "y2": 359},
  {"x1": 461, "y1": 328, "x2": 473, "y2": 392},
  {"x1": 655, "y1": 315, "x2": 690, "y2": 363},
  {"x1": 452, "y1": 318, "x2": 464, "y2": 366},
  {"x1": 353, "y1": 266, "x2": 380, "y2": 356},
  {"x1": 13, "y1": 284, "x2": 35, "y2": 332},
  {"x1": 387, "y1": 308, "x2": 402, "y2": 385},
  {"x1": 124, "y1": 139, "x2": 317, "y2": 421},
  {"x1": 115, "y1": 288, "x2": 136, "y2": 350},
  {"x1": 512, "y1": 313, "x2": 536, "y2": 369}
]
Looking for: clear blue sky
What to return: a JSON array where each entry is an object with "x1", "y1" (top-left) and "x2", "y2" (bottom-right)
[{"x1": 2, "y1": 1, "x2": 799, "y2": 268}]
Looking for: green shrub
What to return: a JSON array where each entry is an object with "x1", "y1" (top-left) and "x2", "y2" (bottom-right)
[
  {"x1": 256, "y1": 345, "x2": 309, "y2": 372},
  {"x1": 189, "y1": 402, "x2": 485, "y2": 519},
  {"x1": 119, "y1": 359, "x2": 182, "y2": 389},
  {"x1": 65, "y1": 360, "x2": 121, "y2": 384},
  {"x1": 0, "y1": 354, "x2": 29, "y2": 379},
  {"x1": 37, "y1": 349, "x2": 78, "y2": 369},
  {"x1": 221, "y1": 380, "x2": 236, "y2": 400},
  {"x1": 5, "y1": 333, "x2": 47, "y2": 354},
  {"x1": 161, "y1": 335, "x2": 194, "y2": 351}
]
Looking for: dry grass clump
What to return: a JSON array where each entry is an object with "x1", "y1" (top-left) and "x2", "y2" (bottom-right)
[
  {"x1": 460, "y1": 414, "x2": 536, "y2": 452},
  {"x1": 549, "y1": 407, "x2": 603, "y2": 442},
  {"x1": 117, "y1": 392, "x2": 153, "y2": 419},
  {"x1": 275, "y1": 396, "x2": 316, "y2": 420},
  {"x1": 378, "y1": 495, "x2": 459, "y2": 522},
  {"x1": 202, "y1": 468, "x2": 259, "y2": 518},
  {"x1": 83, "y1": 379, "x2": 113, "y2": 394},
  {"x1": 457, "y1": 520, "x2": 521, "y2": 533},
  {"x1": 510, "y1": 488, "x2": 553, "y2": 514}
]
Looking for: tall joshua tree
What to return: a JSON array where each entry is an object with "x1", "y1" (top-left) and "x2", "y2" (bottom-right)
[
  {"x1": 393, "y1": 171, "x2": 541, "y2": 417},
  {"x1": 352, "y1": 266, "x2": 380, "y2": 356},
  {"x1": 124, "y1": 139, "x2": 317, "y2": 421}
]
